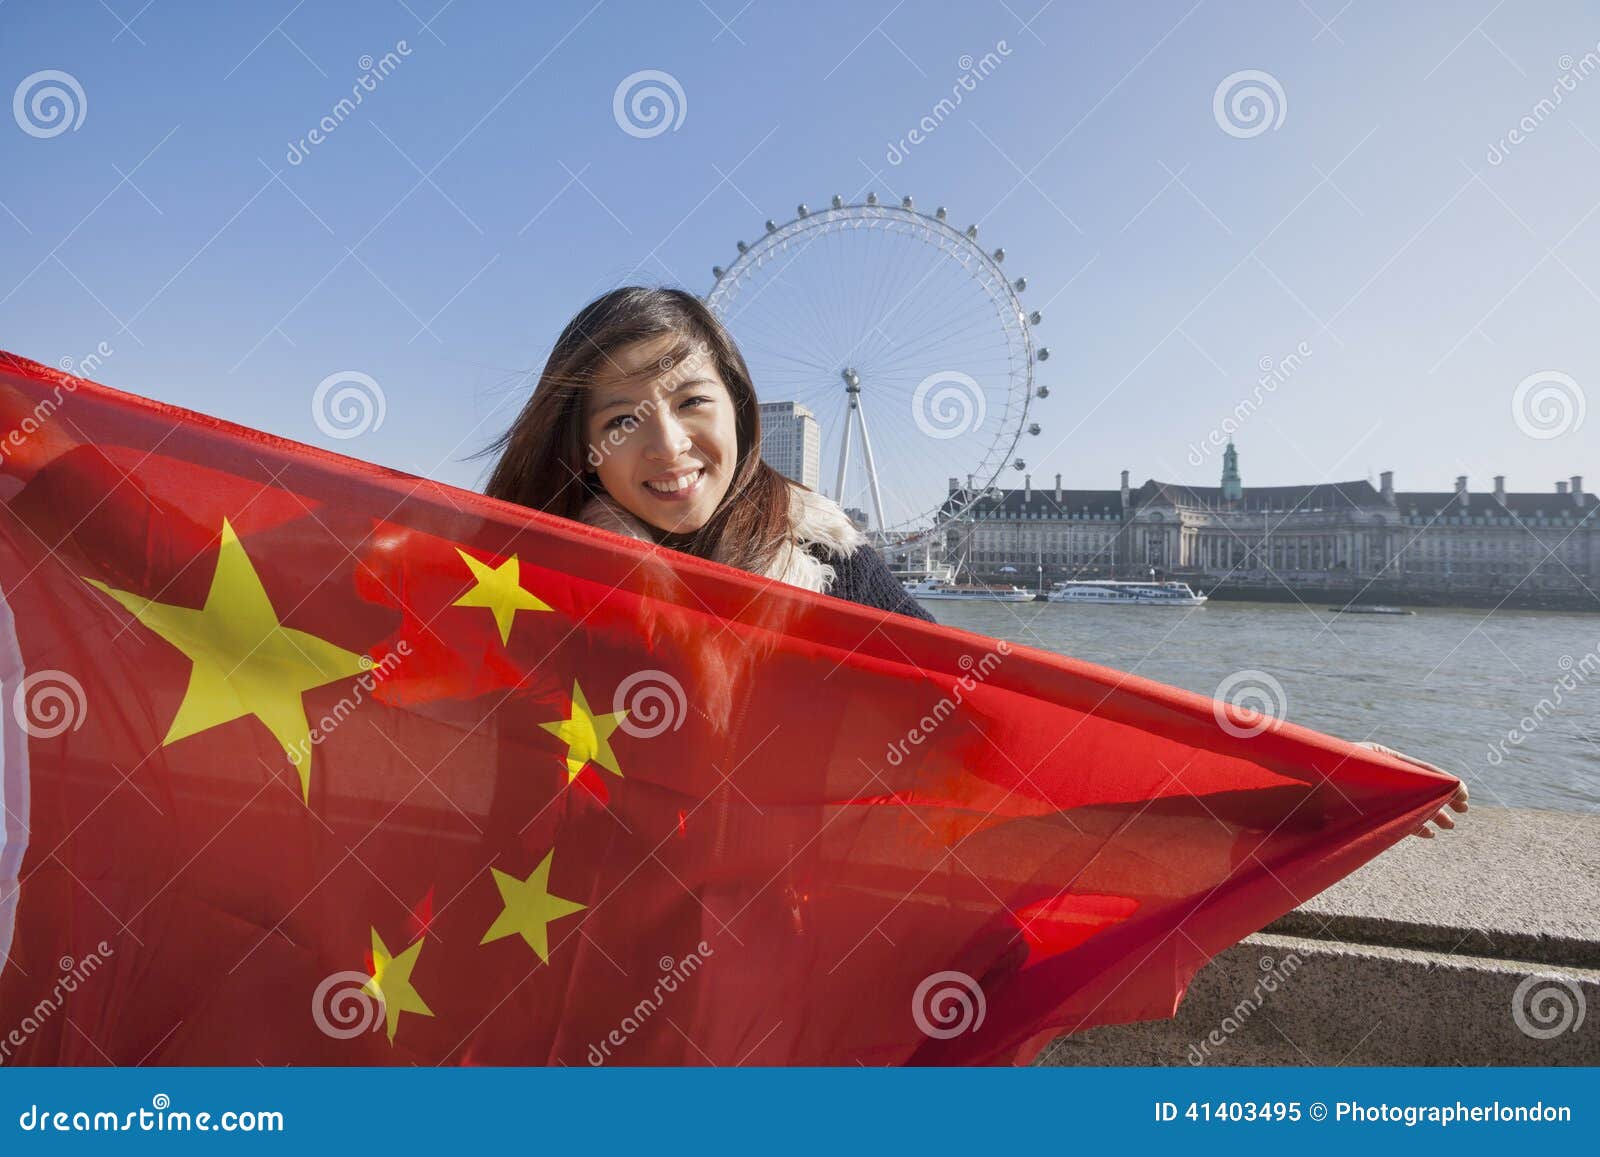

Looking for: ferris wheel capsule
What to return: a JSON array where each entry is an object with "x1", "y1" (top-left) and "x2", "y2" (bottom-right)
[
  {"x1": 712, "y1": 265, "x2": 724, "y2": 279},
  {"x1": 902, "y1": 195, "x2": 914, "y2": 209},
  {"x1": 1014, "y1": 277, "x2": 1027, "y2": 292},
  {"x1": 866, "y1": 192, "x2": 879, "y2": 205},
  {"x1": 831, "y1": 193, "x2": 844, "y2": 208},
  {"x1": 935, "y1": 206, "x2": 948, "y2": 220},
  {"x1": 765, "y1": 219, "x2": 777, "y2": 233},
  {"x1": 966, "y1": 224, "x2": 978, "y2": 239},
  {"x1": 736, "y1": 240, "x2": 748, "y2": 253},
  {"x1": 1013, "y1": 458, "x2": 1027, "y2": 471},
  {"x1": 992, "y1": 248, "x2": 1005, "y2": 262},
  {"x1": 1029, "y1": 310, "x2": 1042, "y2": 325},
  {"x1": 797, "y1": 203, "x2": 809, "y2": 218},
  {"x1": 1036, "y1": 347, "x2": 1050, "y2": 361}
]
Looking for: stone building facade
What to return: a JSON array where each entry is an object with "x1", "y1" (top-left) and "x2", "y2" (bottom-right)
[{"x1": 935, "y1": 442, "x2": 1597, "y2": 594}]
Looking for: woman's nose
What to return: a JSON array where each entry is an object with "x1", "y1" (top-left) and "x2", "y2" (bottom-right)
[{"x1": 641, "y1": 412, "x2": 692, "y2": 459}]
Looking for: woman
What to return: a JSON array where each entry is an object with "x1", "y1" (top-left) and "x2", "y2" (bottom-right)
[
  {"x1": 484, "y1": 285, "x2": 934, "y2": 623},
  {"x1": 484, "y1": 286, "x2": 1466, "y2": 838}
]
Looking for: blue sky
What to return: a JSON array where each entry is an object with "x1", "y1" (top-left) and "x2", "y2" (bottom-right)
[{"x1": 2, "y1": 0, "x2": 1596, "y2": 523}]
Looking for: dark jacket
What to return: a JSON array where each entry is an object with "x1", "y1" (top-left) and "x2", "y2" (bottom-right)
[{"x1": 812, "y1": 543, "x2": 937, "y2": 623}]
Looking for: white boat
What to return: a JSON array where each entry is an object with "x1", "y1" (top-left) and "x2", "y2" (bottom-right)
[
  {"x1": 1046, "y1": 580, "x2": 1208, "y2": 606},
  {"x1": 902, "y1": 577, "x2": 1035, "y2": 602}
]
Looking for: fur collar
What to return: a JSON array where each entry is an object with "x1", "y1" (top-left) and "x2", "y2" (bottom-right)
[{"x1": 576, "y1": 482, "x2": 865, "y2": 593}]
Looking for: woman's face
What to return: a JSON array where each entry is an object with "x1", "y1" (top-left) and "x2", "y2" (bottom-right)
[{"x1": 583, "y1": 332, "x2": 739, "y2": 536}]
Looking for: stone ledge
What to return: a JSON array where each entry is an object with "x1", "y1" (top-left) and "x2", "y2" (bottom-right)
[
  {"x1": 1040, "y1": 932, "x2": 1600, "y2": 1066},
  {"x1": 1039, "y1": 806, "x2": 1600, "y2": 1065}
]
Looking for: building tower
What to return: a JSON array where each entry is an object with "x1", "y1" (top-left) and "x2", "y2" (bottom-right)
[{"x1": 1221, "y1": 439, "x2": 1243, "y2": 504}]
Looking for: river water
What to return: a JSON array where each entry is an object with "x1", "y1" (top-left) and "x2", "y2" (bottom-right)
[{"x1": 922, "y1": 599, "x2": 1599, "y2": 812}]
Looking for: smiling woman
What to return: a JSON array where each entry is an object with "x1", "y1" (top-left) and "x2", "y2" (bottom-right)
[{"x1": 483, "y1": 287, "x2": 934, "y2": 622}]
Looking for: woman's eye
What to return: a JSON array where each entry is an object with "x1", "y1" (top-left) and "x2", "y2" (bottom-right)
[
  {"x1": 680, "y1": 395, "x2": 712, "y2": 411},
  {"x1": 604, "y1": 415, "x2": 637, "y2": 432}
]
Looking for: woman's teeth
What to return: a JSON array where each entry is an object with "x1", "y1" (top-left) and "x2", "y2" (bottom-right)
[{"x1": 645, "y1": 469, "x2": 702, "y2": 495}]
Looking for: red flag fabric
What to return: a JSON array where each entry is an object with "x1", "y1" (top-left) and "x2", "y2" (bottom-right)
[{"x1": 0, "y1": 350, "x2": 1456, "y2": 1066}]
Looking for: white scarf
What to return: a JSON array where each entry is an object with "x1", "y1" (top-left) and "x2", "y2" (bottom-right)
[{"x1": 576, "y1": 482, "x2": 865, "y2": 593}]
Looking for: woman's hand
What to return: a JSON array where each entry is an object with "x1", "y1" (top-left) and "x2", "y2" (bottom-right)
[{"x1": 1355, "y1": 740, "x2": 1470, "y2": 838}]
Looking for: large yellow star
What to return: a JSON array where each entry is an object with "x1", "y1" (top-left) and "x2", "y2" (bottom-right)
[
  {"x1": 363, "y1": 927, "x2": 434, "y2": 1044},
  {"x1": 479, "y1": 849, "x2": 586, "y2": 963},
  {"x1": 84, "y1": 517, "x2": 368, "y2": 802},
  {"x1": 452, "y1": 548, "x2": 551, "y2": 645},
  {"x1": 539, "y1": 679, "x2": 627, "y2": 783}
]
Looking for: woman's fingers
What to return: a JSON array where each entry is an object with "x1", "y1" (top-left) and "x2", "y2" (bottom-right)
[
  {"x1": 1412, "y1": 825, "x2": 1435, "y2": 839},
  {"x1": 1431, "y1": 809, "x2": 1455, "y2": 830},
  {"x1": 1450, "y1": 783, "x2": 1470, "y2": 812}
]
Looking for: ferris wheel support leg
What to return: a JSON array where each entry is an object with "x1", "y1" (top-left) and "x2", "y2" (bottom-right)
[
  {"x1": 854, "y1": 394, "x2": 888, "y2": 533},
  {"x1": 834, "y1": 400, "x2": 855, "y2": 504}
]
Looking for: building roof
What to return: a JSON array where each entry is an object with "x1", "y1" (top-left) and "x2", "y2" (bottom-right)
[
  {"x1": 1133, "y1": 479, "x2": 1382, "y2": 513},
  {"x1": 939, "y1": 487, "x2": 1123, "y2": 519},
  {"x1": 1394, "y1": 490, "x2": 1596, "y2": 521}
]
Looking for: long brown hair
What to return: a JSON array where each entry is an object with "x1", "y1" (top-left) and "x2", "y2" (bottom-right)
[{"x1": 483, "y1": 286, "x2": 793, "y2": 575}]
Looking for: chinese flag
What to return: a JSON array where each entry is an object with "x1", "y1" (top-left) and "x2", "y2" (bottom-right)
[{"x1": 0, "y1": 350, "x2": 1455, "y2": 1066}]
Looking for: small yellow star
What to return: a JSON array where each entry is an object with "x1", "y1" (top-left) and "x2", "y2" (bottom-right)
[
  {"x1": 480, "y1": 849, "x2": 587, "y2": 963},
  {"x1": 452, "y1": 548, "x2": 551, "y2": 645},
  {"x1": 540, "y1": 679, "x2": 627, "y2": 783},
  {"x1": 363, "y1": 927, "x2": 434, "y2": 1044},
  {"x1": 84, "y1": 518, "x2": 368, "y2": 802}
]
